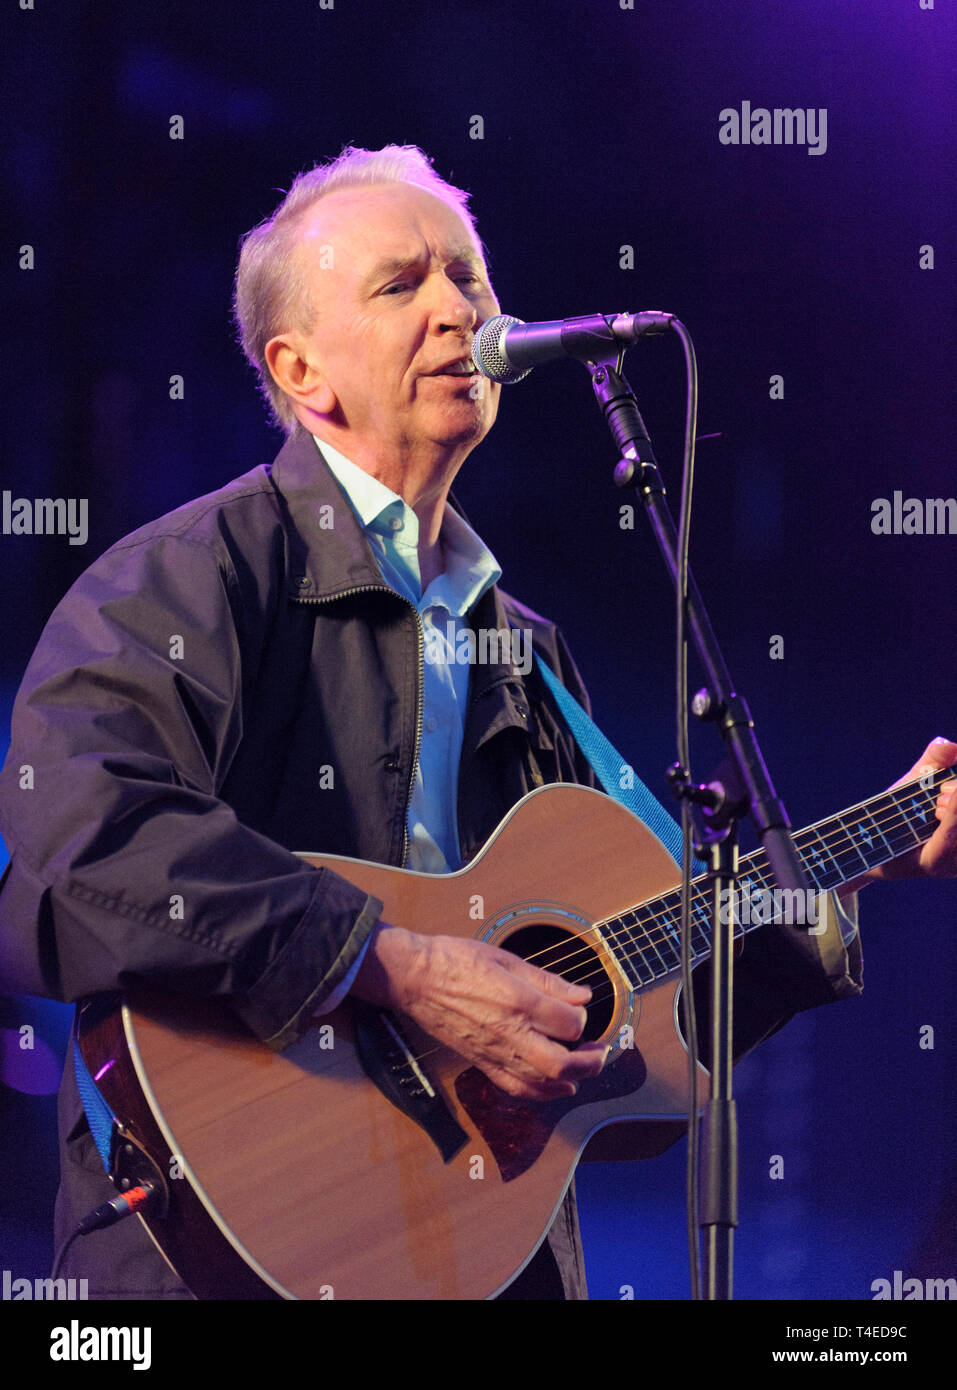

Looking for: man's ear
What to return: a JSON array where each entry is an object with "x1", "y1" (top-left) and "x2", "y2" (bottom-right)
[{"x1": 265, "y1": 335, "x2": 337, "y2": 415}]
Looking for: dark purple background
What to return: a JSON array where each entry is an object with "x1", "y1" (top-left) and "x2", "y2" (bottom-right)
[{"x1": 2, "y1": 0, "x2": 954, "y2": 1301}]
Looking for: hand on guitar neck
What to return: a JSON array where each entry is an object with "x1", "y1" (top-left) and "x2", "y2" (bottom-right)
[
  {"x1": 351, "y1": 924, "x2": 610, "y2": 1101},
  {"x1": 840, "y1": 737, "x2": 957, "y2": 894},
  {"x1": 348, "y1": 736, "x2": 957, "y2": 1103}
]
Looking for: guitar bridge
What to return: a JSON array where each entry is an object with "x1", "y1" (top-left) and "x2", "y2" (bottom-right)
[{"x1": 352, "y1": 1001, "x2": 468, "y2": 1163}]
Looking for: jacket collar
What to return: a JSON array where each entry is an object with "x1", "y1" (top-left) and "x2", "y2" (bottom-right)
[
  {"x1": 269, "y1": 426, "x2": 531, "y2": 697},
  {"x1": 269, "y1": 426, "x2": 384, "y2": 601}
]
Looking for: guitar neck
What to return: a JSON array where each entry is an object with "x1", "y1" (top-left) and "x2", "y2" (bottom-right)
[{"x1": 601, "y1": 767, "x2": 951, "y2": 989}]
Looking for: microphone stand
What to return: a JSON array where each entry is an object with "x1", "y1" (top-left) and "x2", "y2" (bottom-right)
[{"x1": 584, "y1": 336, "x2": 813, "y2": 1300}]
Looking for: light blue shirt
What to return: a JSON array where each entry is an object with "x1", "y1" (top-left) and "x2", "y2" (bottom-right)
[{"x1": 313, "y1": 435, "x2": 501, "y2": 873}]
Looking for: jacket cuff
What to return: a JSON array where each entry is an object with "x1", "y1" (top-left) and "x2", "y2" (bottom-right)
[
  {"x1": 821, "y1": 888, "x2": 863, "y2": 994},
  {"x1": 232, "y1": 867, "x2": 382, "y2": 1050},
  {"x1": 745, "y1": 886, "x2": 864, "y2": 1011},
  {"x1": 831, "y1": 888, "x2": 859, "y2": 948}
]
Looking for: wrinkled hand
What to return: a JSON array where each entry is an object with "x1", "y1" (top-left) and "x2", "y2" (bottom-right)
[
  {"x1": 352, "y1": 924, "x2": 609, "y2": 1100},
  {"x1": 859, "y1": 736, "x2": 957, "y2": 885}
]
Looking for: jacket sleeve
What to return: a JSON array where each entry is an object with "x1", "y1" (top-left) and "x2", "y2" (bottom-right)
[{"x1": 0, "y1": 533, "x2": 381, "y2": 1050}]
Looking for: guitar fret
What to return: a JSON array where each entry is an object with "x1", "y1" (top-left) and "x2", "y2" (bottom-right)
[
  {"x1": 795, "y1": 828, "x2": 843, "y2": 890},
  {"x1": 738, "y1": 851, "x2": 769, "y2": 892},
  {"x1": 640, "y1": 904, "x2": 674, "y2": 976},
  {"x1": 655, "y1": 903, "x2": 682, "y2": 969},
  {"x1": 856, "y1": 802, "x2": 896, "y2": 860},
  {"x1": 840, "y1": 811, "x2": 884, "y2": 872},
  {"x1": 873, "y1": 789, "x2": 935, "y2": 854},
  {"x1": 690, "y1": 894, "x2": 712, "y2": 958},
  {"x1": 734, "y1": 870, "x2": 769, "y2": 938},
  {"x1": 837, "y1": 812, "x2": 883, "y2": 872},
  {"x1": 603, "y1": 769, "x2": 951, "y2": 988},
  {"x1": 658, "y1": 890, "x2": 697, "y2": 963},
  {"x1": 897, "y1": 787, "x2": 934, "y2": 841},
  {"x1": 879, "y1": 790, "x2": 923, "y2": 852},
  {"x1": 629, "y1": 947, "x2": 658, "y2": 986},
  {"x1": 622, "y1": 910, "x2": 659, "y2": 986},
  {"x1": 607, "y1": 910, "x2": 648, "y2": 989}
]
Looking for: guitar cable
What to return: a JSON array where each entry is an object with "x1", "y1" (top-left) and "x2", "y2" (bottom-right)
[{"x1": 51, "y1": 1181, "x2": 160, "y2": 1282}]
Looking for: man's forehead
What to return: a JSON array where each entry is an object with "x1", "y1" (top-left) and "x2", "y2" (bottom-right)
[{"x1": 297, "y1": 182, "x2": 485, "y2": 274}]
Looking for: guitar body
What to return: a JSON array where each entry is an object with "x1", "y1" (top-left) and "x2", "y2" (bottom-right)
[{"x1": 79, "y1": 783, "x2": 708, "y2": 1300}]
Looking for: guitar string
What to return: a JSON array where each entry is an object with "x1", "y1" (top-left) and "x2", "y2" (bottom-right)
[
  {"x1": 416, "y1": 780, "x2": 945, "y2": 1041},
  {"x1": 400, "y1": 779, "x2": 946, "y2": 1073},
  {"x1": 496, "y1": 782, "x2": 944, "y2": 987},
  {"x1": 518, "y1": 798, "x2": 935, "y2": 992},
  {"x1": 594, "y1": 787, "x2": 942, "y2": 968}
]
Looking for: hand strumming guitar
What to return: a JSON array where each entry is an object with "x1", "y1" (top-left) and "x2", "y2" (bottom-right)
[{"x1": 351, "y1": 926, "x2": 609, "y2": 1101}]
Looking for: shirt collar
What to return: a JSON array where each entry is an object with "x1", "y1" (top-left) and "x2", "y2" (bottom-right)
[
  {"x1": 311, "y1": 435, "x2": 501, "y2": 617},
  {"x1": 313, "y1": 436, "x2": 407, "y2": 532}
]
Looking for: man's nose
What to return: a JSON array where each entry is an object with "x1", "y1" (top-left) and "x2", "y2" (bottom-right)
[{"x1": 430, "y1": 278, "x2": 478, "y2": 332}]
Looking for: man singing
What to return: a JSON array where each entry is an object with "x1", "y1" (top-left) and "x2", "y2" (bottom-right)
[{"x1": 1, "y1": 144, "x2": 954, "y2": 1300}]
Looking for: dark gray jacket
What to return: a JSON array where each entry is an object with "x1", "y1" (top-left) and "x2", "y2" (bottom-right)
[{"x1": 0, "y1": 426, "x2": 861, "y2": 1298}]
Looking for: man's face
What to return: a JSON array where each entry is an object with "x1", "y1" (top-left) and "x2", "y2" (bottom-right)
[{"x1": 286, "y1": 181, "x2": 501, "y2": 467}]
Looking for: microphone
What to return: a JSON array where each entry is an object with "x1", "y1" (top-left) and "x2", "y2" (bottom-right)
[{"x1": 473, "y1": 311, "x2": 674, "y2": 384}]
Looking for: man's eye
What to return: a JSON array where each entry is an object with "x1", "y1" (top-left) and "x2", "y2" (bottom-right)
[{"x1": 383, "y1": 282, "x2": 412, "y2": 295}]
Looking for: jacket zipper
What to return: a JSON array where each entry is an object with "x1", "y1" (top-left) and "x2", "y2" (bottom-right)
[{"x1": 294, "y1": 583, "x2": 423, "y2": 868}]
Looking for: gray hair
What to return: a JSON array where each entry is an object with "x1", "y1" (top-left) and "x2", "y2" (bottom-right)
[{"x1": 233, "y1": 144, "x2": 480, "y2": 433}]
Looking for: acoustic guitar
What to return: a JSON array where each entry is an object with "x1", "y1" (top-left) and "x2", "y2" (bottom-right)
[{"x1": 77, "y1": 769, "x2": 947, "y2": 1299}]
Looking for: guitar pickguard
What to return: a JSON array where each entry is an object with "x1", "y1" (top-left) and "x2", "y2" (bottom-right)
[{"x1": 454, "y1": 1047, "x2": 648, "y2": 1182}]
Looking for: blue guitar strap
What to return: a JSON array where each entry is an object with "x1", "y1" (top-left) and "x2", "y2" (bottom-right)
[
  {"x1": 535, "y1": 652, "x2": 699, "y2": 871},
  {"x1": 73, "y1": 1032, "x2": 116, "y2": 1172}
]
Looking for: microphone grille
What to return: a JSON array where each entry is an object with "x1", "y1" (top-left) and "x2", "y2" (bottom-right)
[{"x1": 473, "y1": 315, "x2": 532, "y2": 384}]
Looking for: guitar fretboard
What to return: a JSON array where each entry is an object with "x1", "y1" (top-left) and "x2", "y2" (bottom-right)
[{"x1": 600, "y1": 767, "x2": 951, "y2": 989}]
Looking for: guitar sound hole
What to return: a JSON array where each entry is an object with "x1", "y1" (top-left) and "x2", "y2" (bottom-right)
[{"x1": 500, "y1": 925, "x2": 614, "y2": 1043}]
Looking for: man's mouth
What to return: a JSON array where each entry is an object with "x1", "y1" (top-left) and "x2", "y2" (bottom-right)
[{"x1": 429, "y1": 357, "x2": 478, "y2": 377}]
